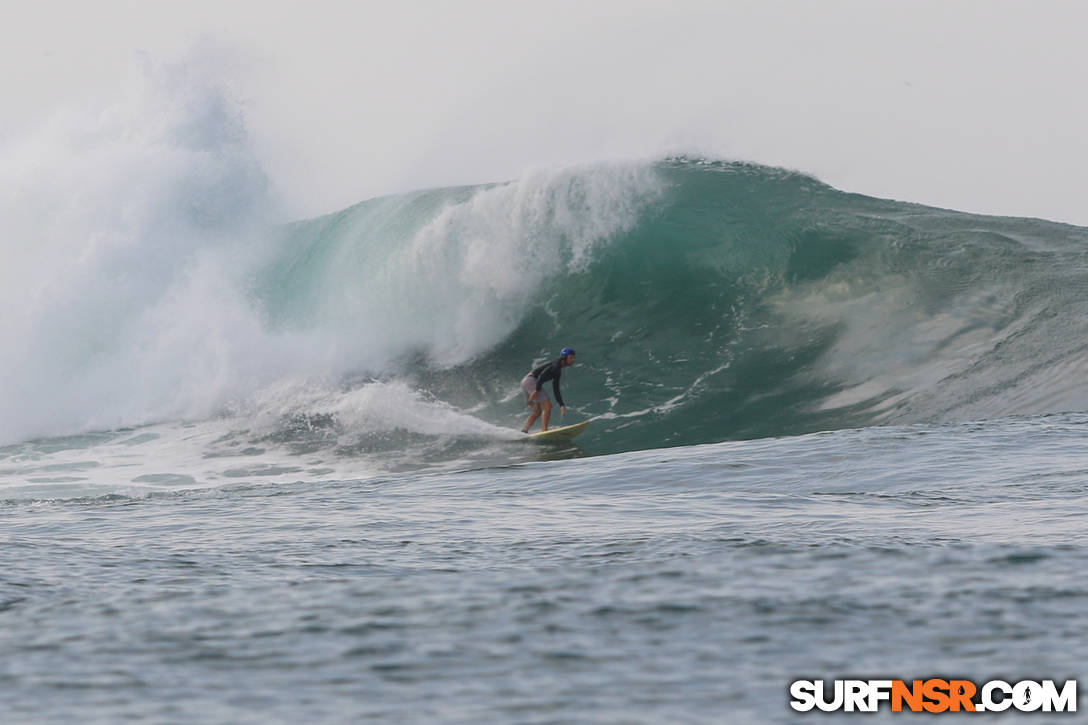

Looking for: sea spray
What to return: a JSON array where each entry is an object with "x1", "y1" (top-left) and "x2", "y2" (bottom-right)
[
  {"x1": 0, "y1": 46, "x2": 669, "y2": 445},
  {"x1": 0, "y1": 50, "x2": 278, "y2": 443}
]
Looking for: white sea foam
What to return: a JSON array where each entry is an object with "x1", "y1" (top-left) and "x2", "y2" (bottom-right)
[
  {"x1": 0, "y1": 49, "x2": 665, "y2": 445},
  {"x1": 308, "y1": 162, "x2": 666, "y2": 369}
]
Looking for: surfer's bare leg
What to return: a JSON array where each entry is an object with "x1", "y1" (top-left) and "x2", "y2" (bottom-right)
[
  {"x1": 540, "y1": 399, "x2": 552, "y2": 431},
  {"x1": 522, "y1": 403, "x2": 542, "y2": 433}
]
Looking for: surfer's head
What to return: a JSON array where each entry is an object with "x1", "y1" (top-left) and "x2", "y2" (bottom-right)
[{"x1": 560, "y1": 348, "x2": 575, "y2": 365}]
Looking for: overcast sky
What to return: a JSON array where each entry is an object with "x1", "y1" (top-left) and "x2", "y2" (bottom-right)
[{"x1": 3, "y1": 0, "x2": 1087, "y2": 224}]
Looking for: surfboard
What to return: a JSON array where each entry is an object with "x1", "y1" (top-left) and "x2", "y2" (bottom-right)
[{"x1": 526, "y1": 420, "x2": 590, "y2": 442}]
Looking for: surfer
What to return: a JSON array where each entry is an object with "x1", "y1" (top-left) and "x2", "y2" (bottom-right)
[{"x1": 521, "y1": 348, "x2": 575, "y2": 433}]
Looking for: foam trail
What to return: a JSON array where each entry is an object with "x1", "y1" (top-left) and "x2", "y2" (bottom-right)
[{"x1": 243, "y1": 377, "x2": 520, "y2": 440}]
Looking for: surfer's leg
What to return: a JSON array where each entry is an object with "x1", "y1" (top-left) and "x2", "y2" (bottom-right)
[
  {"x1": 540, "y1": 399, "x2": 552, "y2": 431},
  {"x1": 522, "y1": 404, "x2": 541, "y2": 433}
]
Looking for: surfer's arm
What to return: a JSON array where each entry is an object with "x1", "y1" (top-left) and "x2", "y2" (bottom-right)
[{"x1": 552, "y1": 377, "x2": 565, "y2": 407}]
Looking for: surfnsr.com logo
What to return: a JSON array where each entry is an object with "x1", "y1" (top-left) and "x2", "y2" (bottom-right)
[{"x1": 789, "y1": 679, "x2": 1077, "y2": 713}]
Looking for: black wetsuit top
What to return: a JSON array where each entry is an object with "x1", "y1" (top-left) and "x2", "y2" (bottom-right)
[{"x1": 530, "y1": 359, "x2": 565, "y2": 407}]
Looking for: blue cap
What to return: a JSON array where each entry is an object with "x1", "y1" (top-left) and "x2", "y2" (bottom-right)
[{"x1": 560, "y1": 347, "x2": 575, "y2": 358}]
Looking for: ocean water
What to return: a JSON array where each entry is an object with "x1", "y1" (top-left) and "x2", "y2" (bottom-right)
[
  {"x1": 3, "y1": 415, "x2": 1087, "y2": 723},
  {"x1": 3, "y1": 70, "x2": 1087, "y2": 722}
]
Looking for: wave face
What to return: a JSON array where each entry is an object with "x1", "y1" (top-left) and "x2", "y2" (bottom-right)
[
  {"x1": 258, "y1": 158, "x2": 1088, "y2": 455},
  {"x1": 5, "y1": 149, "x2": 1088, "y2": 453}
]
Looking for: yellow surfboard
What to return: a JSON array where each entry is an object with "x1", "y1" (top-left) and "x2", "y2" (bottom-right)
[{"x1": 526, "y1": 420, "x2": 590, "y2": 442}]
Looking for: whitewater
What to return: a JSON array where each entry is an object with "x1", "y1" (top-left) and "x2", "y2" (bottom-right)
[{"x1": 2, "y1": 64, "x2": 1086, "y2": 723}]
